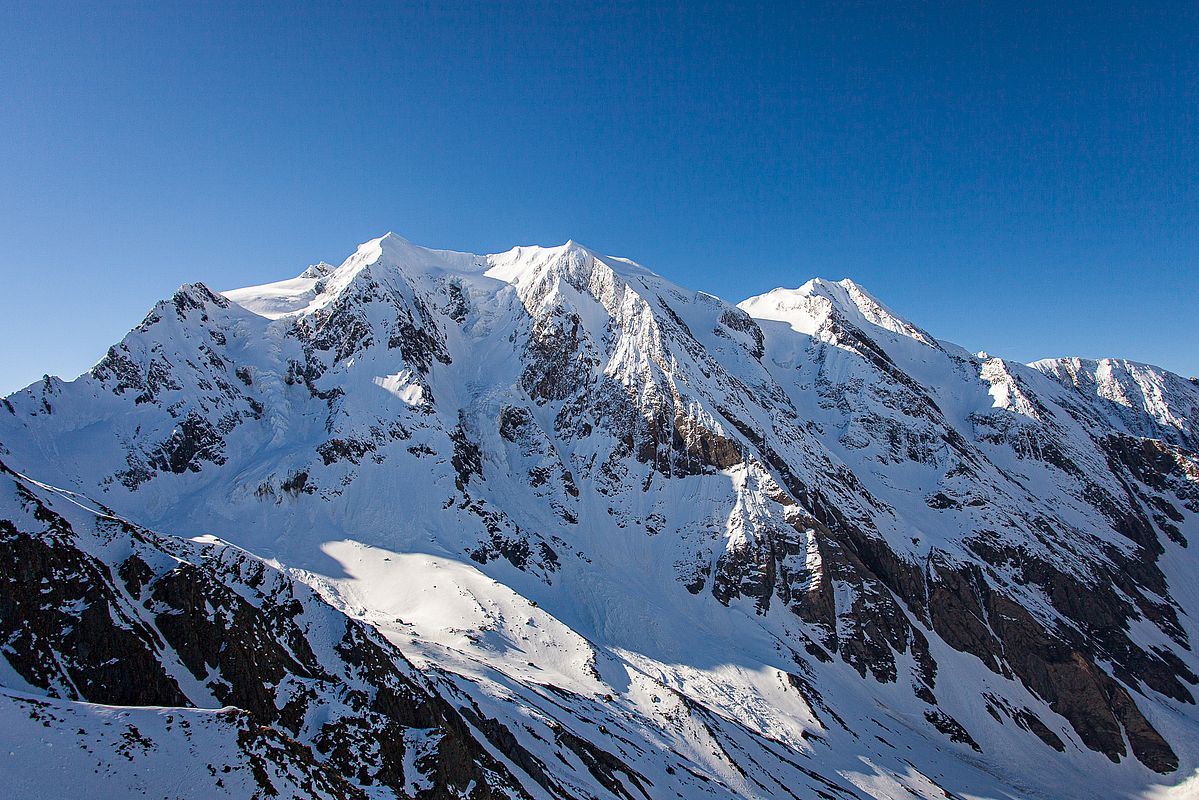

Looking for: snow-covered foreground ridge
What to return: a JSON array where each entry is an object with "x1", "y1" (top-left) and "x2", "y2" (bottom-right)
[{"x1": 2, "y1": 231, "x2": 1199, "y2": 799}]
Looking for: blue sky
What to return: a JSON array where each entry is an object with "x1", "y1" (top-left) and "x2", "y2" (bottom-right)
[{"x1": 2, "y1": 1, "x2": 1196, "y2": 393}]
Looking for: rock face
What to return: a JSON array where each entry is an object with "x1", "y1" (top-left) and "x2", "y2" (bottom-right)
[{"x1": 1, "y1": 232, "x2": 1198, "y2": 799}]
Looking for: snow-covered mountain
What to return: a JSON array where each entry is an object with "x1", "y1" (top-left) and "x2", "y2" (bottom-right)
[{"x1": 2, "y1": 232, "x2": 1198, "y2": 799}]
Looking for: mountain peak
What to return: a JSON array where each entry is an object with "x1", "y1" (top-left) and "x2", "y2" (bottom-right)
[
  {"x1": 739, "y1": 278, "x2": 935, "y2": 347},
  {"x1": 222, "y1": 232, "x2": 484, "y2": 319},
  {"x1": 223, "y1": 233, "x2": 662, "y2": 322},
  {"x1": 351, "y1": 231, "x2": 480, "y2": 275}
]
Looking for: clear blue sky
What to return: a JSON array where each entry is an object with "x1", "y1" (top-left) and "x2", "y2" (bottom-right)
[{"x1": 2, "y1": 1, "x2": 1196, "y2": 394}]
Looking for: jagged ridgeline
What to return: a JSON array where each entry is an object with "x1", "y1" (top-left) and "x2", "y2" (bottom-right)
[{"x1": 1, "y1": 233, "x2": 1198, "y2": 799}]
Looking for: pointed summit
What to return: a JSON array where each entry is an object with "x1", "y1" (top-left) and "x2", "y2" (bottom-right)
[
  {"x1": 739, "y1": 277, "x2": 936, "y2": 346},
  {"x1": 346, "y1": 231, "x2": 481, "y2": 277}
]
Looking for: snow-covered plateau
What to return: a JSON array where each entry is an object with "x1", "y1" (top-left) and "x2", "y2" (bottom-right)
[{"x1": 2, "y1": 232, "x2": 1198, "y2": 799}]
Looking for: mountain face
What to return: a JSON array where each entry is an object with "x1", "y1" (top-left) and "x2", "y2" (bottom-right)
[{"x1": 1, "y1": 233, "x2": 1197, "y2": 800}]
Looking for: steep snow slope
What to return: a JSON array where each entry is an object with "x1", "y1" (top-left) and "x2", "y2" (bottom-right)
[{"x1": 2, "y1": 234, "x2": 1198, "y2": 799}]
